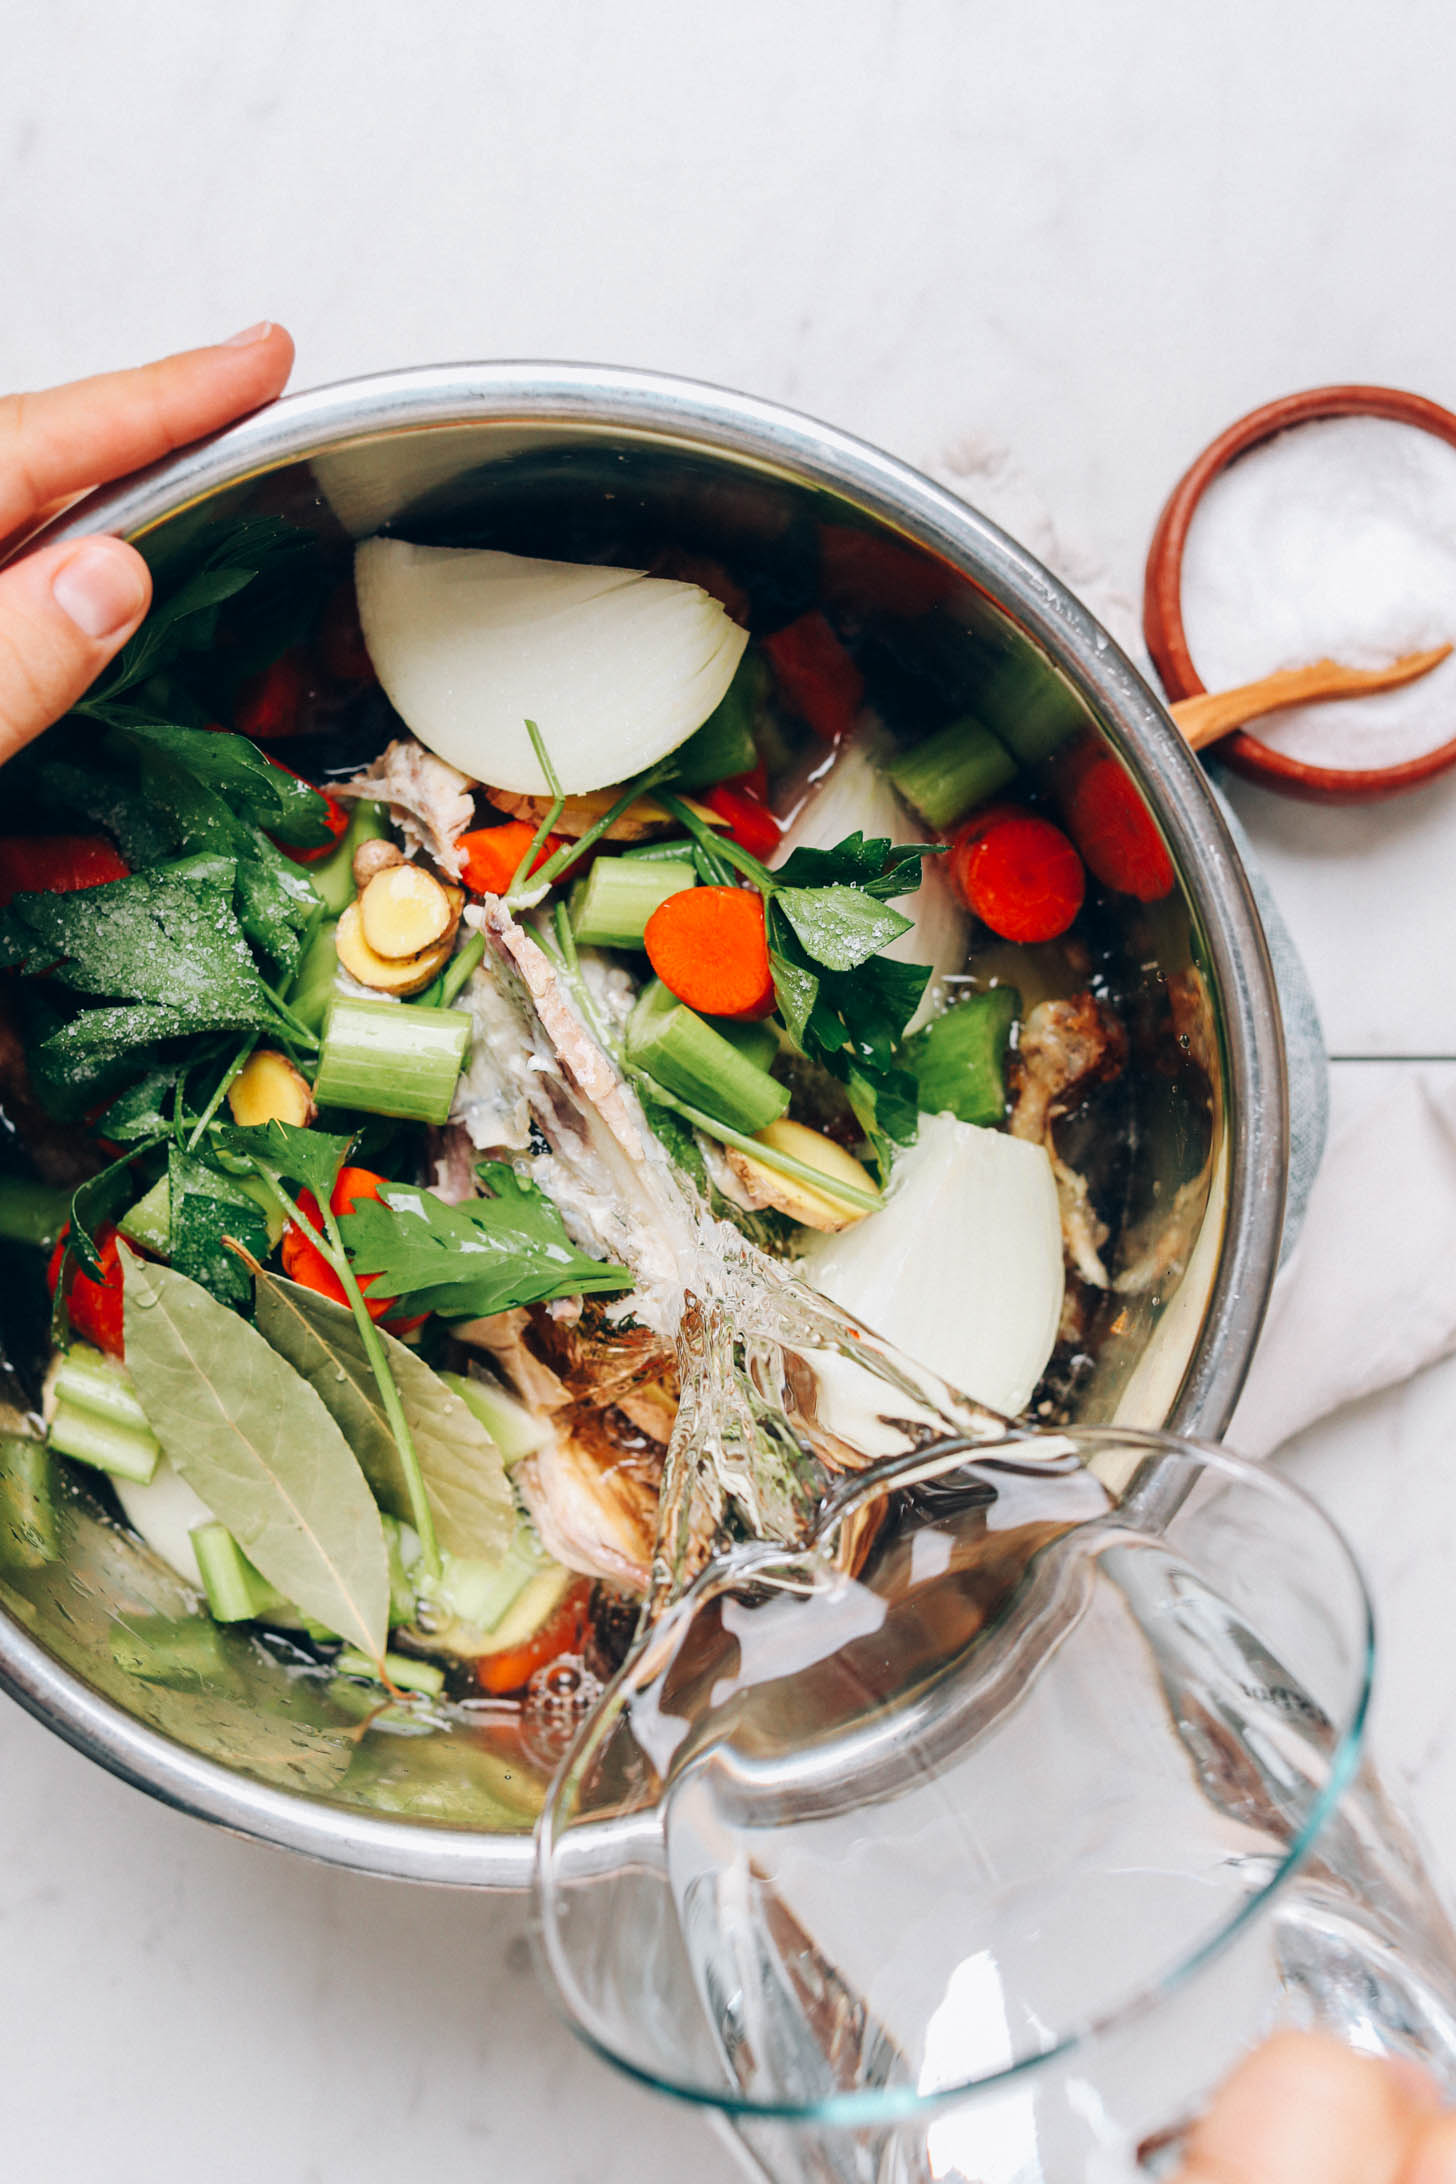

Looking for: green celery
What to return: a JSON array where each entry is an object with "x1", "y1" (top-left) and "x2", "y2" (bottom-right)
[
  {"x1": 335, "y1": 1646, "x2": 445, "y2": 1698},
  {"x1": 119, "y1": 1170, "x2": 285, "y2": 1254},
  {"x1": 620, "y1": 836, "x2": 699, "y2": 864},
  {"x1": 887, "y1": 718, "x2": 1017, "y2": 830},
  {"x1": 626, "y1": 980, "x2": 788, "y2": 1136},
  {"x1": 287, "y1": 918, "x2": 341, "y2": 1034},
  {"x1": 981, "y1": 655, "x2": 1085, "y2": 764},
  {"x1": 714, "y1": 1017, "x2": 780, "y2": 1073},
  {"x1": 190, "y1": 1521, "x2": 288, "y2": 1622},
  {"x1": 570, "y1": 857, "x2": 696, "y2": 949},
  {"x1": 668, "y1": 653, "x2": 761, "y2": 788},
  {"x1": 438, "y1": 1371, "x2": 551, "y2": 1468},
  {"x1": 307, "y1": 800, "x2": 390, "y2": 916},
  {"x1": 48, "y1": 1349, "x2": 160, "y2": 1484},
  {"x1": 906, "y1": 987, "x2": 1020, "y2": 1127},
  {"x1": 313, "y1": 996, "x2": 470, "y2": 1124}
]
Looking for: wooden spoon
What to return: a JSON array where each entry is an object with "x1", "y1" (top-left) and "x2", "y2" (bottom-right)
[{"x1": 1168, "y1": 643, "x2": 1452, "y2": 751}]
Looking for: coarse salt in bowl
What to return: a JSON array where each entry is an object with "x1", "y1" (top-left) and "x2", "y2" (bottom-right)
[{"x1": 1144, "y1": 385, "x2": 1456, "y2": 803}]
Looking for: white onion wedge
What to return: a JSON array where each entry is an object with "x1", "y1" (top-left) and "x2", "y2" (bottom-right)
[
  {"x1": 772, "y1": 731, "x2": 966, "y2": 1033},
  {"x1": 802, "y1": 1112, "x2": 1064, "y2": 1416},
  {"x1": 113, "y1": 1456, "x2": 215, "y2": 1586},
  {"x1": 355, "y1": 541, "x2": 749, "y2": 794}
]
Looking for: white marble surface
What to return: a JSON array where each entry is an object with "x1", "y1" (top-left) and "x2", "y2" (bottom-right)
[{"x1": 5, "y1": 5, "x2": 1456, "y2": 2177}]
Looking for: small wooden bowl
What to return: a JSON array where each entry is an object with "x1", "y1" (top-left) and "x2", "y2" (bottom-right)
[{"x1": 1143, "y1": 384, "x2": 1456, "y2": 803}]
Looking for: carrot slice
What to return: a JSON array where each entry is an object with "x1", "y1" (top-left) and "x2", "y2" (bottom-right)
[
  {"x1": 234, "y1": 649, "x2": 315, "y2": 740},
  {"x1": 0, "y1": 835, "x2": 129, "y2": 910},
  {"x1": 474, "y1": 1580, "x2": 592, "y2": 1696},
  {"x1": 1058, "y1": 743, "x2": 1175, "y2": 902},
  {"x1": 644, "y1": 885, "x2": 776, "y2": 1020},
  {"x1": 264, "y1": 758, "x2": 350, "y2": 865},
  {"x1": 704, "y1": 781, "x2": 781, "y2": 860},
  {"x1": 457, "y1": 822, "x2": 564, "y2": 898},
  {"x1": 283, "y1": 1168, "x2": 397, "y2": 1320},
  {"x1": 950, "y1": 808, "x2": 1085, "y2": 943},
  {"x1": 763, "y1": 612, "x2": 863, "y2": 742},
  {"x1": 48, "y1": 1224, "x2": 126, "y2": 1358}
]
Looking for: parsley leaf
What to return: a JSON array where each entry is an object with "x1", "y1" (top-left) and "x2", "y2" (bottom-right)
[
  {"x1": 67, "y1": 1138, "x2": 164, "y2": 1280},
  {"x1": 770, "y1": 831, "x2": 939, "y2": 902},
  {"x1": 338, "y1": 1162, "x2": 632, "y2": 1319},
  {"x1": 0, "y1": 862, "x2": 303, "y2": 1117},
  {"x1": 78, "y1": 517, "x2": 323, "y2": 714},
  {"x1": 116, "y1": 724, "x2": 333, "y2": 848},
  {"x1": 0, "y1": 860, "x2": 277, "y2": 1010},
  {"x1": 773, "y1": 884, "x2": 912, "y2": 973},
  {"x1": 167, "y1": 1146, "x2": 271, "y2": 1309},
  {"x1": 214, "y1": 1121, "x2": 354, "y2": 1208}
]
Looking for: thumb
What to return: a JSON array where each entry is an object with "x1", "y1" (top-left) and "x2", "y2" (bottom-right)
[{"x1": 0, "y1": 535, "x2": 152, "y2": 765}]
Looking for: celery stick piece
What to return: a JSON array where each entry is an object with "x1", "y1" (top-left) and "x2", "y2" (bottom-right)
[
  {"x1": 313, "y1": 996, "x2": 470, "y2": 1124},
  {"x1": 437, "y1": 1372, "x2": 551, "y2": 1468},
  {"x1": 120, "y1": 1171, "x2": 285, "y2": 1254},
  {"x1": 627, "y1": 981, "x2": 788, "y2": 1136},
  {"x1": 713, "y1": 1016, "x2": 780, "y2": 1073},
  {"x1": 287, "y1": 919, "x2": 341, "y2": 1034},
  {"x1": 48, "y1": 1350, "x2": 160, "y2": 1484},
  {"x1": 191, "y1": 1521, "x2": 288, "y2": 1622},
  {"x1": 307, "y1": 800, "x2": 391, "y2": 917},
  {"x1": 571, "y1": 857, "x2": 696, "y2": 949},
  {"x1": 888, "y1": 717, "x2": 1017, "y2": 829},
  {"x1": 906, "y1": 987, "x2": 1020, "y2": 1128},
  {"x1": 667, "y1": 654, "x2": 761, "y2": 789},
  {"x1": 334, "y1": 1647, "x2": 445, "y2": 1698}
]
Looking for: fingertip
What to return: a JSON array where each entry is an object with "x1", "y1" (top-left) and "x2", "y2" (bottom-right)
[
  {"x1": 50, "y1": 535, "x2": 151, "y2": 643},
  {"x1": 1406, "y1": 2112, "x2": 1456, "y2": 2184},
  {"x1": 212, "y1": 320, "x2": 294, "y2": 391}
]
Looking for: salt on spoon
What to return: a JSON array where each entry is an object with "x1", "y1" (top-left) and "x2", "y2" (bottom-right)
[{"x1": 1179, "y1": 415, "x2": 1456, "y2": 770}]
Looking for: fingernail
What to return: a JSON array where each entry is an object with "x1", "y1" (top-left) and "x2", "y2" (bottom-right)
[
  {"x1": 221, "y1": 320, "x2": 274, "y2": 348},
  {"x1": 52, "y1": 541, "x2": 149, "y2": 641}
]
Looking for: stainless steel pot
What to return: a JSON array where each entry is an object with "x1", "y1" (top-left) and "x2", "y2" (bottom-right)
[{"x1": 0, "y1": 364, "x2": 1287, "y2": 1886}]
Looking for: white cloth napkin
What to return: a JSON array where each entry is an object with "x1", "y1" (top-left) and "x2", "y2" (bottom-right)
[
  {"x1": 1228, "y1": 1071, "x2": 1456, "y2": 1456},
  {"x1": 929, "y1": 441, "x2": 1456, "y2": 1460}
]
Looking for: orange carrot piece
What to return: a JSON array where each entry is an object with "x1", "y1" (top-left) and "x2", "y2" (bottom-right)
[
  {"x1": 0, "y1": 835, "x2": 129, "y2": 909},
  {"x1": 475, "y1": 1580, "x2": 592, "y2": 1696},
  {"x1": 1057, "y1": 742, "x2": 1175, "y2": 902},
  {"x1": 762, "y1": 611, "x2": 863, "y2": 741},
  {"x1": 949, "y1": 807, "x2": 1085, "y2": 943},
  {"x1": 457, "y1": 822, "x2": 564, "y2": 898},
  {"x1": 644, "y1": 885, "x2": 776, "y2": 1020}
]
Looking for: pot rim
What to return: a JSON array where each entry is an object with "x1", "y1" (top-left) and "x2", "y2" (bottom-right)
[{"x1": 0, "y1": 360, "x2": 1288, "y2": 1888}]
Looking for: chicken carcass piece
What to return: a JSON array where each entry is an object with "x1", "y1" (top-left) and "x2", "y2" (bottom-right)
[
  {"x1": 333, "y1": 736, "x2": 474, "y2": 878},
  {"x1": 517, "y1": 1425, "x2": 660, "y2": 1593},
  {"x1": 1009, "y1": 994, "x2": 1127, "y2": 1288}
]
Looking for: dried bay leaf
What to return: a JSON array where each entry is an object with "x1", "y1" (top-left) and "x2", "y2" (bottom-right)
[
  {"x1": 252, "y1": 1268, "x2": 515, "y2": 1566},
  {"x1": 119, "y1": 1246, "x2": 389, "y2": 1657}
]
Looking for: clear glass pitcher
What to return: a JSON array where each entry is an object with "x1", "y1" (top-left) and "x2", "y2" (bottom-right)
[{"x1": 532, "y1": 1431, "x2": 1456, "y2": 2182}]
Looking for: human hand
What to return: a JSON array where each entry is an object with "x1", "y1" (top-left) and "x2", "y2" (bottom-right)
[
  {"x1": 1176, "y1": 2032, "x2": 1456, "y2": 2183},
  {"x1": 0, "y1": 323, "x2": 294, "y2": 765}
]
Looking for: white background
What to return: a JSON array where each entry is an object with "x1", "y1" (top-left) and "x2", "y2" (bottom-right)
[{"x1": 4, "y1": 5, "x2": 1456, "y2": 2177}]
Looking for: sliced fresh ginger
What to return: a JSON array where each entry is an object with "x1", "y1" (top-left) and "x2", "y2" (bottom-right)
[
  {"x1": 336, "y1": 900, "x2": 453, "y2": 995},
  {"x1": 486, "y1": 786, "x2": 729, "y2": 841},
  {"x1": 726, "y1": 1118, "x2": 879, "y2": 1232},
  {"x1": 227, "y1": 1049, "x2": 317, "y2": 1130},
  {"x1": 359, "y1": 862, "x2": 461, "y2": 959}
]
